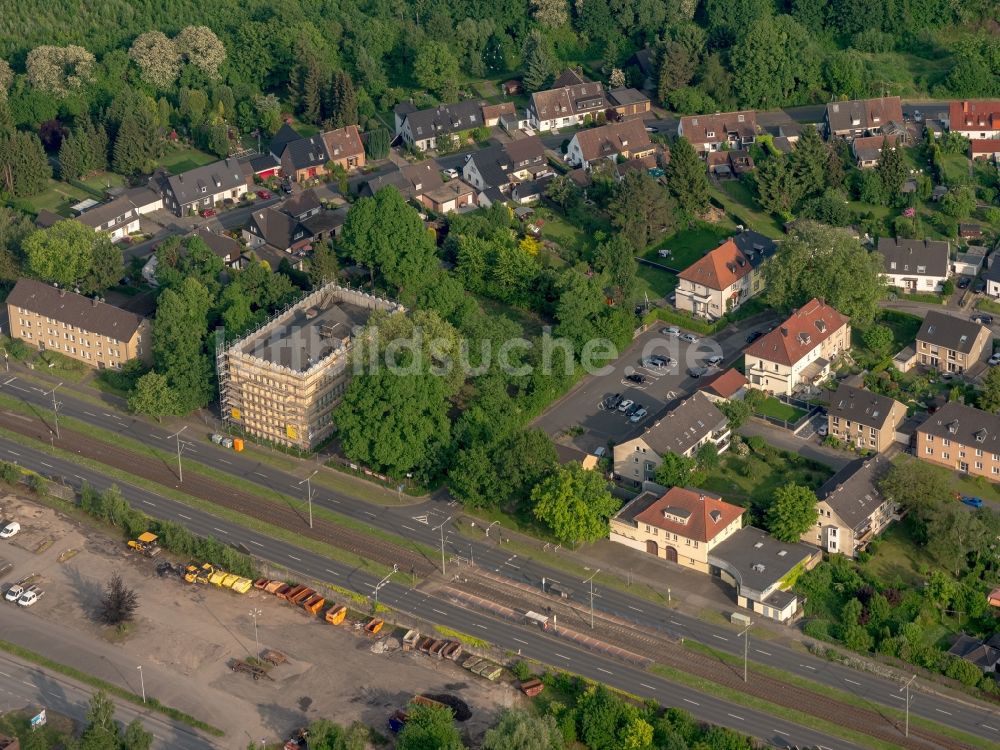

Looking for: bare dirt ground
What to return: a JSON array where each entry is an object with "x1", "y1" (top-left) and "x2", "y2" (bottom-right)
[{"x1": 0, "y1": 492, "x2": 515, "y2": 747}]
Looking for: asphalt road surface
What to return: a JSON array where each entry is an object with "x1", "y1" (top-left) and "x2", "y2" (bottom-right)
[
  {"x1": 0, "y1": 649, "x2": 211, "y2": 750},
  {"x1": 0, "y1": 378, "x2": 998, "y2": 745}
]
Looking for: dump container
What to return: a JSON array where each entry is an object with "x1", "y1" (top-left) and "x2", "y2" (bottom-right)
[
  {"x1": 233, "y1": 438, "x2": 244, "y2": 452},
  {"x1": 221, "y1": 573, "x2": 240, "y2": 589},
  {"x1": 290, "y1": 587, "x2": 315, "y2": 605},
  {"x1": 303, "y1": 595, "x2": 326, "y2": 614},
  {"x1": 402, "y1": 630, "x2": 420, "y2": 651},
  {"x1": 519, "y1": 679, "x2": 544, "y2": 697},
  {"x1": 429, "y1": 640, "x2": 446, "y2": 658},
  {"x1": 462, "y1": 656, "x2": 483, "y2": 670},
  {"x1": 231, "y1": 577, "x2": 254, "y2": 594},
  {"x1": 364, "y1": 617, "x2": 384, "y2": 635},
  {"x1": 221, "y1": 437, "x2": 234, "y2": 449},
  {"x1": 443, "y1": 642, "x2": 463, "y2": 661},
  {"x1": 483, "y1": 665, "x2": 503, "y2": 681},
  {"x1": 211, "y1": 434, "x2": 225, "y2": 445},
  {"x1": 325, "y1": 605, "x2": 347, "y2": 625},
  {"x1": 208, "y1": 570, "x2": 228, "y2": 586},
  {"x1": 281, "y1": 585, "x2": 307, "y2": 602},
  {"x1": 264, "y1": 580, "x2": 286, "y2": 594},
  {"x1": 253, "y1": 578, "x2": 270, "y2": 590},
  {"x1": 418, "y1": 637, "x2": 434, "y2": 654}
]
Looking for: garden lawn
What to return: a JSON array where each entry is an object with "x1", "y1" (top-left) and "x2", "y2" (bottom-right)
[
  {"x1": 853, "y1": 310, "x2": 922, "y2": 359},
  {"x1": 699, "y1": 450, "x2": 833, "y2": 512},
  {"x1": 858, "y1": 522, "x2": 924, "y2": 587},
  {"x1": 156, "y1": 145, "x2": 219, "y2": 174},
  {"x1": 23, "y1": 179, "x2": 92, "y2": 216},
  {"x1": 643, "y1": 220, "x2": 736, "y2": 270},
  {"x1": 76, "y1": 171, "x2": 126, "y2": 193},
  {"x1": 711, "y1": 181, "x2": 784, "y2": 238},
  {"x1": 754, "y1": 396, "x2": 807, "y2": 423},
  {"x1": 633, "y1": 263, "x2": 678, "y2": 304},
  {"x1": 938, "y1": 153, "x2": 971, "y2": 186}
]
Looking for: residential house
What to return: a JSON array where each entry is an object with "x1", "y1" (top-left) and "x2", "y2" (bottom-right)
[
  {"x1": 708, "y1": 527, "x2": 820, "y2": 623},
  {"x1": 970, "y1": 139, "x2": 1000, "y2": 161},
  {"x1": 249, "y1": 152, "x2": 281, "y2": 180},
  {"x1": 953, "y1": 246, "x2": 987, "y2": 277},
  {"x1": 744, "y1": 298, "x2": 851, "y2": 396},
  {"x1": 677, "y1": 111, "x2": 758, "y2": 155},
  {"x1": 826, "y1": 384, "x2": 906, "y2": 453},
  {"x1": 852, "y1": 134, "x2": 900, "y2": 168},
  {"x1": 609, "y1": 486, "x2": 745, "y2": 571},
  {"x1": 613, "y1": 392, "x2": 730, "y2": 483},
  {"x1": 607, "y1": 88, "x2": 651, "y2": 119},
  {"x1": 565, "y1": 119, "x2": 653, "y2": 170},
  {"x1": 878, "y1": 237, "x2": 951, "y2": 293},
  {"x1": 675, "y1": 231, "x2": 776, "y2": 319},
  {"x1": 120, "y1": 184, "x2": 163, "y2": 215},
  {"x1": 948, "y1": 100, "x2": 1000, "y2": 140},
  {"x1": 275, "y1": 131, "x2": 330, "y2": 182},
  {"x1": 825, "y1": 96, "x2": 903, "y2": 139},
  {"x1": 394, "y1": 100, "x2": 486, "y2": 152},
  {"x1": 6, "y1": 278, "x2": 151, "y2": 369},
  {"x1": 74, "y1": 195, "x2": 140, "y2": 242},
  {"x1": 698, "y1": 369, "x2": 748, "y2": 402},
  {"x1": 143, "y1": 228, "x2": 244, "y2": 286},
  {"x1": 985, "y1": 260, "x2": 1000, "y2": 298},
  {"x1": 527, "y1": 70, "x2": 607, "y2": 132},
  {"x1": 462, "y1": 137, "x2": 548, "y2": 202},
  {"x1": 915, "y1": 310, "x2": 991, "y2": 374},
  {"x1": 359, "y1": 162, "x2": 444, "y2": 203},
  {"x1": 482, "y1": 102, "x2": 516, "y2": 127},
  {"x1": 243, "y1": 190, "x2": 338, "y2": 255},
  {"x1": 808, "y1": 455, "x2": 896, "y2": 557},
  {"x1": 157, "y1": 159, "x2": 249, "y2": 216},
  {"x1": 321, "y1": 125, "x2": 366, "y2": 172},
  {"x1": 417, "y1": 178, "x2": 477, "y2": 214},
  {"x1": 916, "y1": 401, "x2": 1000, "y2": 479},
  {"x1": 947, "y1": 634, "x2": 1000, "y2": 673},
  {"x1": 960, "y1": 223, "x2": 983, "y2": 241}
]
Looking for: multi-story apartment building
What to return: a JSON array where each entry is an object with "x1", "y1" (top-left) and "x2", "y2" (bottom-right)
[
  {"x1": 826, "y1": 384, "x2": 906, "y2": 453},
  {"x1": 825, "y1": 96, "x2": 903, "y2": 139},
  {"x1": 6, "y1": 278, "x2": 151, "y2": 369},
  {"x1": 915, "y1": 310, "x2": 991, "y2": 374},
  {"x1": 948, "y1": 100, "x2": 1000, "y2": 140},
  {"x1": 677, "y1": 110, "x2": 758, "y2": 155},
  {"x1": 878, "y1": 238, "x2": 950, "y2": 293},
  {"x1": 218, "y1": 282, "x2": 402, "y2": 451},
  {"x1": 743, "y1": 298, "x2": 851, "y2": 396},
  {"x1": 916, "y1": 401, "x2": 1000, "y2": 480},
  {"x1": 674, "y1": 231, "x2": 776, "y2": 319}
]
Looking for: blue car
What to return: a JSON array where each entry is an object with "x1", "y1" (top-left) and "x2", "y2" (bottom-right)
[{"x1": 961, "y1": 496, "x2": 984, "y2": 509}]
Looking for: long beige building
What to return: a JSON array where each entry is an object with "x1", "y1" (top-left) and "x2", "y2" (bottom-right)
[
  {"x1": 218, "y1": 282, "x2": 401, "y2": 450},
  {"x1": 6, "y1": 278, "x2": 151, "y2": 369}
]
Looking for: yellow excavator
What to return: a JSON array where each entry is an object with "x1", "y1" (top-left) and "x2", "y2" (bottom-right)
[{"x1": 126, "y1": 532, "x2": 160, "y2": 558}]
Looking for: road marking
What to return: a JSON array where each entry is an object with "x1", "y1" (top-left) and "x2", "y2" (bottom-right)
[
  {"x1": 0, "y1": 671, "x2": 9, "y2": 678},
  {"x1": 177, "y1": 513, "x2": 192, "y2": 520},
  {"x1": 712, "y1": 634, "x2": 727, "y2": 641},
  {"x1": 10, "y1": 386, "x2": 27, "y2": 393},
  {"x1": 513, "y1": 638, "x2": 528, "y2": 645},
  {"x1": 774, "y1": 730, "x2": 789, "y2": 737},
  {"x1": 669, "y1": 619, "x2": 681, "y2": 626},
  {"x1": 412, "y1": 515, "x2": 429, "y2": 524},
  {"x1": 727, "y1": 713, "x2": 744, "y2": 721},
  {"x1": 983, "y1": 724, "x2": 998, "y2": 732},
  {"x1": 142, "y1": 500, "x2": 155, "y2": 507},
  {"x1": 628, "y1": 605, "x2": 643, "y2": 612},
  {"x1": 504, "y1": 562, "x2": 520, "y2": 569},
  {"x1": 324, "y1": 569, "x2": 340, "y2": 577},
  {"x1": 800, "y1": 664, "x2": 816, "y2": 671},
  {"x1": 21, "y1": 681, "x2": 32, "y2": 688},
  {"x1": 936, "y1": 708, "x2": 952, "y2": 716},
  {"x1": 364, "y1": 511, "x2": 377, "y2": 518},
  {"x1": 754, "y1": 649, "x2": 772, "y2": 656},
  {"x1": 844, "y1": 678, "x2": 861, "y2": 686},
  {"x1": 401, "y1": 524, "x2": 417, "y2": 532},
  {"x1": 432, "y1": 608, "x2": 448, "y2": 616},
  {"x1": 249, "y1": 540, "x2": 263, "y2": 547},
  {"x1": 83, "y1": 411, "x2": 96, "y2": 417},
  {"x1": 6, "y1": 450, "x2": 19, "y2": 456},
  {"x1": 639, "y1": 683, "x2": 656, "y2": 691},
  {"x1": 553, "y1": 653, "x2": 571, "y2": 661},
  {"x1": 2, "y1": 377, "x2": 15, "y2": 385},
  {"x1": 329, "y1": 498, "x2": 340, "y2": 504},
  {"x1": 218, "y1": 458, "x2": 231, "y2": 465},
  {"x1": 213, "y1": 527, "x2": 228, "y2": 535},
  {"x1": 288, "y1": 554, "x2": 301, "y2": 561},
  {"x1": 596, "y1": 667, "x2": 613, "y2": 675},
  {"x1": 74, "y1": 474, "x2": 85, "y2": 480},
  {"x1": 40, "y1": 461, "x2": 52, "y2": 468},
  {"x1": 682, "y1": 698, "x2": 699, "y2": 706},
  {"x1": 891, "y1": 694, "x2": 904, "y2": 700},
  {"x1": 253, "y1": 472, "x2": 267, "y2": 478}
]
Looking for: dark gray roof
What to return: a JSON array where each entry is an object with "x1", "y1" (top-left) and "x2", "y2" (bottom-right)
[
  {"x1": 709, "y1": 526, "x2": 817, "y2": 596},
  {"x1": 817, "y1": 454, "x2": 892, "y2": 531},
  {"x1": 191, "y1": 228, "x2": 241, "y2": 263},
  {"x1": 467, "y1": 145, "x2": 512, "y2": 188},
  {"x1": 504, "y1": 136, "x2": 546, "y2": 168},
  {"x1": 878, "y1": 238, "x2": 950, "y2": 278},
  {"x1": 825, "y1": 97, "x2": 903, "y2": 134},
  {"x1": 826, "y1": 384, "x2": 901, "y2": 431},
  {"x1": 7, "y1": 278, "x2": 145, "y2": 340},
  {"x1": 631, "y1": 48, "x2": 654, "y2": 77},
  {"x1": 947, "y1": 634, "x2": 1000, "y2": 670},
  {"x1": 730, "y1": 229, "x2": 777, "y2": 269},
  {"x1": 250, "y1": 153, "x2": 280, "y2": 173},
  {"x1": 917, "y1": 401, "x2": 1000, "y2": 449},
  {"x1": 608, "y1": 87, "x2": 648, "y2": 106},
  {"x1": 637, "y1": 392, "x2": 727, "y2": 456},
  {"x1": 165, "y1": 158, "x2": 247, "y2": 207},
  {"x1": 398, "y1": 100, "x2": 485, "y2": 141},
  {"x1": 123, "y1": 185, "x2": 163, "y2": 208},
  {"x1": 301, "y1": 211, "x2": 342, "y2": 236},
  {"x1": 75, "y1": 195, "x2": 136, "y2": 231},
  {"x1": 916, "y1": 310, "x2": 988, "y2": 353},
  {"x1": 361, "y1": 162, "x2": 443, "y2": 200},
  {"x1": 35, "y1": 209, "x2": 64, "y2": 229},
  {"x1": 282, "y1": 189, "x2": 322, "y2": 219},
  {"x1": 281, "y1": 134, "x2": 329, "y2": 170},
  {"x1": 247, "y1": 207, "x2": 308, "y2": 251},
  {"x1": 268, "y1": 124, "x2": 301, "y2": 157},
  {"x1": 985, "y1": 261, "x2": 1000, "y2": 283}
]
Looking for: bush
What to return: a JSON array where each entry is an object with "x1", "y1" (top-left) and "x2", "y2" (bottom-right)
[
  {"x1": 945, "y1": 655, "x2": 984, "y2": 687},
  {"x1": 27, "y1": 474, "x2": 47, "y2": 496},
  {"x1": 802, "y1": 619, "x2": 832, "y2": 641},
  {"x1": 0, "y1": 461, "x2": 20, "y2": 484},
  {"x1": 511, "y1": 660, "x2": 533, "y2": 681}
]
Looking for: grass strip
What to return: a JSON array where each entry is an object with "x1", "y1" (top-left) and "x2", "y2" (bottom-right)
[
  {"x1": 433, "y1": 625, "x2": 491, "y2": 651},
  {"x1": 681, "y1": 640, "x2": 990, "y2": 748},
  {"x1": 0, "y1": 638, "x2": 223, "y2": 737}
]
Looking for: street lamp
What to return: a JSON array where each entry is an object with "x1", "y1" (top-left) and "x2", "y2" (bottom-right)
[
  {"x1": 249, "y1": 608, "x2": 262, "y2": 657},
  {"x1": 374, "y1": 564, "x2": 398, "y2": 609},
  {"x1": 899, "y1": 675, "x2": 916, "y2": 737},
  {"x1": 738, "y1": 620, "x2": 753, "y2": 683},
  {"x1": 136, "y1": 665, "x2": 145, "y2": 704},
  {"x1": 432, "y1": 516, "x2": 453, "y2": 575},
  {"x1": 583, "y1": 569, "x2": 601, "y2": 629},
  {"x1": 47, "y1": 383, "x2": 62, "y2": 440},
  {"x1": 486, "y1": 521, "x2": 500, "y2": 538},
  {"x1": 298, "y1": 470, "x2": 317, "y2": 529},
  {"x1": 167, "y1": 426, "x2": 188, "y2": 482}
]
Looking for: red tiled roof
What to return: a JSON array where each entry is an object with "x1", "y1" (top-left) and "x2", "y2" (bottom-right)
[
  {"x1": 321, "y1": 125, "x2": 364, "y2": 159},
  {"x1": 949, "y1": 100, "x2": 1000, "y2": 131},
  {"x1": 482, "y1": 102, "x2": 515, "y2": 120},
  {"x1": 678, "y1": 239, "x2": 751, "y2": 290},
  {"x1": 970, "y1": 139, "x2": 1000, "y2": 154},
  {"x1": 632, "y1": 486, "x2": 744, "y2": 543},
  {"x1": 744, "y1": 298, "x2": 850, "y2": 367},
  {"x1": 679, "y1": 111, "x2": 757, "y2": 145},
  {"x1": 699, "y1": 368, "x2": 748, "y2": 399},
  {"x1": 572, "y1": 119, "x2": 651, "y2": 163}
]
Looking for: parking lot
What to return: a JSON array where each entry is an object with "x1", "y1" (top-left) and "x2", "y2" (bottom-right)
[{"x1": 533, "y1": 314, "x2": 776, "y2": 454}]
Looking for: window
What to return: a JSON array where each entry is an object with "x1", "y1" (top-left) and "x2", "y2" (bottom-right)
[
  {"x1": 685, "y1": 538, "x2": 691, "y2": 546},
  {"x1": 943, "y1": 438, "x2": 951, "y2": 447},
  {"x1": 943, "y1": 452, "x2": 950, "y2": 460},
  {"x1": 976, "y1": 448, "x2": 983, "y2": 456},
  {"x1": 976, "y1": 461, "x2": 983, "y2": 470}
]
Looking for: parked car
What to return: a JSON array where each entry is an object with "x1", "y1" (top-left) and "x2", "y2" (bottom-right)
[
  {"x1": 625, "y1": 402, "x2": 642, "y2": 417},
  {"x1": 442, "y1": 168, "x2": 459, "y2": 180},
  {"x1": 200, "y1": 208, "x2": 217, "y2": 218},
  {"x1": 17, "y1": 589, "x2": 41, "y2": 607},
  {"x1": 679, "y1": 333, "x2": 698, "y2": 343},
  {"x1": 256, "y1": 189, "x2": 272, "y2": 199},
  {"x1": 617, "y1": 399, "x2": 635, "y2": 413},
  {"x1": 818, "y1": 424, "x2": 828, "y2": 437},
  {"x1": 973, "y1": 314, "x2": 993, "y2": 325},
  {"x1": 746, "y1": 330, "x2": 763, "y2": 344},
  {"x1": 706, "y1": 355, "x2": 723, "y2": 366},
  {"x1": 280, "y1": 179, "x2": 293, "y2": 194},
  {"x1": 687, "y1": 367, "x2": 708, "y2": 377},
  {"x1": 629, "y1": 408, "x2": 648, "y2": 423},
  {"x1": 990, "y1": 353, "x2": 1000, "y2": 366},
  {"x1": 660, "y1": 326, "x2": 680, "y2": 336},
  {"x1": 961, "y1": 496, "x2": 984, "y2": 509},
  {"x1": 975, "y1": 280, "x2": 986, "y2": 293},
  {"x1": 605, "y1": 393, "x2": 623, "y2": 410},
  {"x1": 0, "y1": 522, "x2": 20, "y2": 539},
  {"x1": 593, "y1": 446, "x2": 606, "y2": 458},
  {"x1": 958, "y1": 277, "x2": 971, "y2": 289},
  {"x1": 640, "y1": 356, "x2": 670, "y2": 369},
  {"x1": 625, "y1": 373, "x2": 645, "y2": 384}
]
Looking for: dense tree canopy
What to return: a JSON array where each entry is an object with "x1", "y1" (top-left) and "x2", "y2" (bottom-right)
[{"x1": 531, "y1": 462, "x2": 619, "y2": 544}]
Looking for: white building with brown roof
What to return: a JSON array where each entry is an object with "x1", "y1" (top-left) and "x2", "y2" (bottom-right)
[
  {"x1": 743, "y1": 298, "x2": 851, "y2": 396},
  {"x1": 528, "y1": 70, "x2": 607, "y2": 132},
  {"x1": 675, "y1": 232, "x2": 775, "y2": 318},
  {"x1": 610, "y1": 486, "x2": 745, "y2": 571},
  {"x1": 826, "y1": 384, "x2": 906, "y2": 453},
  {"x1": 677, "y1": 111, "x2": 758, "y2": 155},
  {"x1": 948, "y1": 100, "x2": 1000, "y2": 140},
  {"x1": 565, "y1": 119, "x2": 653, "y2": 170}
]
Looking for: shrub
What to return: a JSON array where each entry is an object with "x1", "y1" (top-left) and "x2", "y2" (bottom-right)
[
  {"x1": 802, "y1": 619, "x2": 831, "y2": 641},
  {"x1": 27, "y1": 474, "x2": 47, "y2": 496},
  {"x1": 511, "y1": 660, "x2": 533, "y2": 681},
  {"x1": 0, "y1": 461, "x2": 20, "y2": 485}
]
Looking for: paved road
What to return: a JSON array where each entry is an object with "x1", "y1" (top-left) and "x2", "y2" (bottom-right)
[
  {"x1": 0, "y1": 377, "x2": 997, "y2": 745},
  {"x1": 0, "y1": 649, "x2": 213, "y2": 749}
]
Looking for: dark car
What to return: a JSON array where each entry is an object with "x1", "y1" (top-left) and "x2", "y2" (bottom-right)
[
  {"x1": 625, "y1": 373, "x2": 645, "y2": 384},
  {"x1": 605, "y1": 393, "x2": 623, "y2": 410},
  {"x1": 975, "y1": 280, "x2": 986, "y2": 293},
  {"x1": 625, "y1": 402, "x2": 642, "y2": 417},
  {"x1": 972, "y1": 313, "x2": 993, "y2": 325},
  {"x1": 961, "y1": 496, "x2": 984, "y2": 509},
  {"x1": 958, "y1": 277, "x2": 971, "y2": 289},
  {"x1": 687, "y1": 366, "x2": 708, "y2": 378},
  {"x1": 746, "y1": 330, "x2": 763, "y2": 344}
]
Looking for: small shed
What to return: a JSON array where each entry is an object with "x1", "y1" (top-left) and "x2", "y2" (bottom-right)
[{"x1": 502, "y1": 80, "x2": 523, "y2": 96}]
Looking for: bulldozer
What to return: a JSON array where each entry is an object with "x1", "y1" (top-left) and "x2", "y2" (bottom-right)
[
  {"x1": 126, "y1": 532, "x2": 160, "y2": 558},
  {"x1": 183, "y1": 562, "x2": 214, "y2": 584}
]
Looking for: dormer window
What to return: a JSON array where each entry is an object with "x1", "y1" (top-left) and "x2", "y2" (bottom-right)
[
  {"x1": 707, "y1": 131, "x2": 715, "y2": 138},
  {"x1": 917, "y1": 265, "x2": 926, "y2": 274},
  {"x1": 737, "y1": 114, "x2": 745, "y2": 122},
  {"x1": 890, "y1": 261, "x2": 896, "y2": 270},
  {"x1": 948, "y1": 420, "x2": 959, "y2": 434},
  {"x1": 976, "y1": 428, "x2": 988, "y2": 443}
]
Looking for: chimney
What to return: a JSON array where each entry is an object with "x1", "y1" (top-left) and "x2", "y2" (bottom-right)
[
  {"x1": 963, "y1": 101, "x2": 969, "y2": 114},
  {"x1": 780, "y1": 326, "x2": 789, "y2": 337}
]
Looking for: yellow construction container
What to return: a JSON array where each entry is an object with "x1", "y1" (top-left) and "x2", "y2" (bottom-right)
[
  {"x1": 208, "y1": 569, "x2": 228, "y2": 586},
  {"x1": 231, "y1": 577, "x2": 253, "y2": 594},
  {"x1": 221, "y1": 573, "x2": 240, "y2": 589}
]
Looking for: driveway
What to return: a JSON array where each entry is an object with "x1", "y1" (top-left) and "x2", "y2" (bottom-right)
[{"x1": 739, "y1": 419, "x2": 855, "y2": 470}]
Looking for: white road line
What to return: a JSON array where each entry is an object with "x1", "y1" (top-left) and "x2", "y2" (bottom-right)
[
  {"x1": 596, "y1": 667, "x2": 613, "y2": 675},
  {"x1": 177, "y1": 513, "x2": 191, "y2": 520},
  {"x1": 21, "y1": 681, "x2": 32, "y2": 688},
  {"x1": 253, "y1": 472, "x2": 267, "y2": 478},
  {"x1": 40, "y1": 461, "x2": 52, "y2": 468},
  {"x1": 682, "y1": 698, "x2": 699, "y2": 706},
  {"x1": 324, "y1": 569, "x2": 340, "y2": 577},
  {"x1": 401, "y1": 524, "x2": 417, "y2": 532},
  {"x1": 669, "y1": 619, "x2": 681, "y2": 626},
  {"x1": 364, "y1": 511, "x2": 377, "y2": 518},
  {"x1": 844, "y1": 678, "x2": 861, "y2": 686},
  {"x1": 513, "y1": 638, "x2": 528, "y2": 645},
  {"x1": 218, "y1": 458, "x2": 231, "y2": 465},
  {"x1": 213, "y1": 527, "x2": 229, "y2": 535},
  {"x1": 628, "y1": 605, "x2": 643, "y2": 612},
  {"x1": 288, "y1": 554, "x2": 301, "y2": 561},
  {"x1": 74, "y1": 474, "x2": 85, "y2": 480},
  {"x1": 754, "y1": 649, "x2": 772, "y2": 656},
  {"x1": 505, "y1": 562, "x2": 520, "y2": 569},
  {"x1": 329, "y1": 498, "x2": 341, "y2": 504},
  {"x1": 712, "y1": 634, "x2": 727, "y2": 641},
  {"x1": 553, "y1": 653, "x2": 571, "y2": 661},
  {"x1": 10, "y1": 386, "x2": 27, "y2": 392},
  {"x1": 3, "y1": 377, "x2": 15, "y2": 385},
  {"x1": 639, "y1": 683, "x2": 656, "y2": 691},
  {"x1": 0, "y1": 671, "x2": 9, "y2": 678},
  {"x1": 432, "y1": 608, "x2": 448, "y2": 616},
  {"x1": 83, "y1": 411, "x2": 96, "y2": 417},
  {"x1": 727, "y1": 713, "x2": 744, "y2": 721},
  {"x1": 774, "y1": 730, "x2": 789, "y2": 737},
  {"x1": 7, "y1": 450, "x2": 19, "y2": 456},
  {"x1": 891, "y1": 694, "x2": 904, "y2": 700},
  {"x1": 936, "y1": 708, "x2": 952, "y2": 716},
  {"x1": 800, "y1": 664, "x2": 816, "y2": 671},
  {"x1": 142, "y1": 500, "x2": 155, "y2": 507},
  {"x1": 474, "y1": 624, "x2": 487, "y2": 630},
  {"x1": 249, "y1": 540, "x2": 263, "y2": 547},
  {"x1": 983, "y1": 724, "x2": 998, "y2": 732}
]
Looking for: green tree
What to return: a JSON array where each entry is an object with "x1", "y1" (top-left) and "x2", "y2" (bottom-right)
[
  {"x1": 308, "y1": 240, "x2": 339, "y2": 288},
  {"x1": 718, "y1": 399, "x2": 752, "y2": 430},
  {"x1": 0, "y1": 130, "x2": 51, "y2": 196},
  {"x1": 790, "y1": 124, "x2": 828, "y2": 198},
  {"x1": 696, "y1": 442, "x2": 720, "y2": 471},
  {"x1": 176, "y1": 25, "x2": 226, "y2": 78},
  {"x1": 875, "y1": 138, "x2": 906, "y2": 203},
  {"x1": 122, "y1": 719, "x2": 153, "y2": 750},
  {"x1": 594, "y1": 234, "x2": 636, "y2": 303},
  {"x1": 396, "y1": 704, "x2": 464, "y2": 750},
  {"x1": 979, "y1": 365, "x2": 1000, "y2": 412},
  {"x1": 731, "y1": 16, "x2": 816, "y2": 109},
  {"x1": 531, "y1": 462, "x2": 619, "y2": 545},
  {"x1": 79, "y1": 691, "x2": 120, "y2": 750},
  {"x1": 946, "y1": 655, "x2": 986, "y2": 687},
  {"x1": 862, "y1": 323, "x2": 894, "y2": 357},
  {"x1": 128, "y1": 31, "x2": 181, "y2": 89},
  {"x1": 112, "y1": 105, "x2": 159, "y2": 176},
  {"x1": 765, "y1": 482, "x2": 817, "y2": 542},
  {"x1": 754, "y1": 155, "x2": 801, "y2": 219},
  {"x1": 127, "y1": 372, "x2": 178, "y2": 421},
  {"x1": 414, "y1": 41, "x2": 460, "y2": 101},
  {"x1": 85, "y1": 234, "x2": 124, "y2": 294},
  {"x1": 152, "y1": 277, "x2": 213, "y2": 413},
  {"x1": 653, "y1": 452, "x2": 697, "y2": 487},
  {"x1": 878, "y1": 458, "x2": 949, "y2": 535},
  {"x1": 609, "y1": 170, "x2": 675, "y2": 250},
  {"x1": 365, "y1": 128, "x2": 390, "y2": 159},
  {"x1": 24, "y1": 220, "x2": 96, "y2": 287},
  {"x1": 663, "y1": 137, "x2": 709, "y2": 225},
  {"x1": 940, "y1": 186, "x2": 976, "y2": 219},
  {"x1": 326, "y1": 71, "x2": 358, "y2": 128},
  {"x1": 0, "y1": 206, "x2": 31, "y2": 281},
  {"x1": 522, "y1": 30, "x2": 556, "y2": 92},
  {"x1": 482, "y1": 709, "x2": 564, "y2": 750}
]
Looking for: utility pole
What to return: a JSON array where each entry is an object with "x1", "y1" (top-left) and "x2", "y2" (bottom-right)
[
  {"x1": 298, "y1": 470, "x2": 317, "y2": 529},
  {"x1": 136, "y1": 665, "x2": 145, "y2": 703},
  {"x1": 48, "y1": 383, "x2": 62, "y2": 439},
  {"x1": 167, "y1": 426, "x2": 188, "y2": 482},
  {"x1": 584, "y1": 569, "x2": 600, "y2": 629},
  {"x1": 249, "y1": 608, "x2": 262, "y2": 657},
  {"x1": 374, "y1": 564, "x2": 398, "y2": 609},
  {"x1": 738, "y1": 620, "x2": 753, "y2": 683},
  {"x1": 900, "y1": 675, "x2": 916, "y2": 737},
  {"x1": 433, "y1": 516, "x2": 452, "y2": 575}
]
